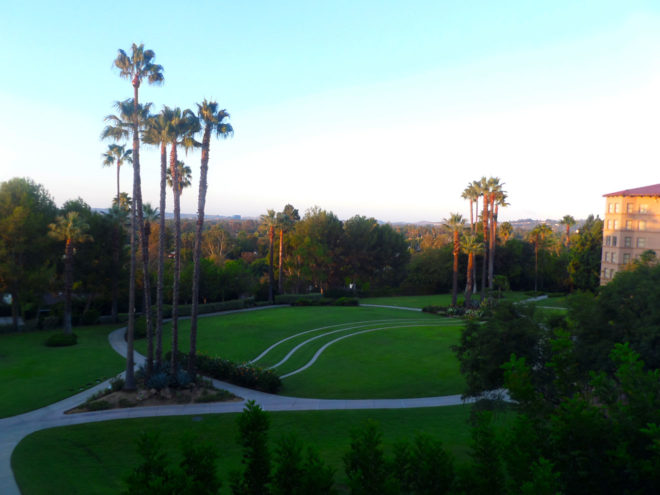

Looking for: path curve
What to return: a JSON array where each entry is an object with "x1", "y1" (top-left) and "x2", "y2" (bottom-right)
[{"x1": 0, "y1": 305, "x2": 471, "y2": 495}]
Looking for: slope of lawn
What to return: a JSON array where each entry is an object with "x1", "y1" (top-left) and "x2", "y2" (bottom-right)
[
  {"x1": 0, "y1": 325, "x2": 125, "y2": 418},
  {"x1": 12, "y1": 405, "x2": 474, "y2": 495},
  {"x1": 136, "y1": 306, "x2": 464, "y2": 398}
]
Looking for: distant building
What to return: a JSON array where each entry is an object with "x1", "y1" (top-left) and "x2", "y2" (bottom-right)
[{"x1": 601, "y1": 184, "x2": 660, "y2": 284}]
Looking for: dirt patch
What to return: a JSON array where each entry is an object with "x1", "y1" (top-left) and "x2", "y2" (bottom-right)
[{"x1": 67, "y1": 385, "x2": 241, "y2": 414}]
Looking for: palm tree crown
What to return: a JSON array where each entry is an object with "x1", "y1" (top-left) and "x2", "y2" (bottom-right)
[
  {"x1": 114, "y1": 43, "x2": 164, "y2": 89},
  {"x1": 102, "y1": 144, "x2": 132, "y2": 204}
]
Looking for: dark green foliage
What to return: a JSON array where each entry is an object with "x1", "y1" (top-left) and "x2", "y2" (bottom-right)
[
  {"x1": 232, "y1": 400, "x2": 271, "y2": 495},
  {"x1": 422, "y1": 304, "x2": 447, "y2": 314},
  {"x1": 271, "y1": 434, "x2": 336, "y2": 495},
  {"x1": 274, "y1": 294, "x2": 323, "y2": 305},
  {"x1": 343, "y1": 420, "x2": 395, "y2": 495},
  {"x1": 124, "y1": 432, "x2": 172, "y2": 494},
  {"x1": 465, "y1": 412, "x2": 505, "y2": 495},
  {"x1": 567, "y1": 214, "x2": 603, "y2": 291},
  {"x1": 110, "y1": 376, "x2": 125, "y2": 392},
  {"x1": 79, "y1": 309, "x2": 100, "y2": 325},
  {"x1": 176, "y1": 438, "x2": 222, "y2": 495},
  {"x1": 85, "y1": 400, "x2": 112, "y2": 411},
  {"x1": 401, "y1": 246, "x2": 455, "y2": 294},
  {"x1": 44, "y1": 332, "x2": 77, "y2": 347},
  {"x1": 393, "y1": 433, "x2": 454, "y2": 494}
]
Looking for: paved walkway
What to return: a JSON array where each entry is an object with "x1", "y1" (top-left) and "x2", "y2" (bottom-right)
[{"x1": 0, "y1": 305, "x2": 471, "y2": 495}]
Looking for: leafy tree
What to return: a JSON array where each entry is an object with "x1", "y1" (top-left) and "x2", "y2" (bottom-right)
[
  {"x1": 176, "y1": 437, "x2": 222, "y2": 495},
  {"x1": 232, "y1": 400, "x2": 271, "y2": 495},
  {"x1": 276, "y1": 204, "x2": 299, "y2": 293},
  {"x1": 393, "y1": 433, "x2": 455, "y2": 494},
  {"x1": 271, "y1": 434, "x2": 335, "y2": 495},
  {"x1": 559, "y1": 214, "x2": 576, "y2": 248},
  {"x1": 567, "y1": 214, "x2": 602, "y2": 291},
  {"x1": 124, "y1": 431, "x2": 172, "y2": 495},
  {"x1": 343, "y1": 420, "x2": 394, "y2": 495},
  {"x1": 48, "y1": 212, "x2": 93, "y2": 333},
  {"x1": 528, "y1": 223, "x2": 554, "y2": 292},
  {"x1": 104, "y1": 205, "x2": 129, "y2": 322},
  {"x1": 189, "y1": 100, "x2": 233, "y2": 376},
  {"x1": 0, "y1": 178, "x2": 57, "y2": 330},
  {"x1": 260, "y1": 210, "x2": 278, "y2": 303},
  {"x1": 465, "y1": 412, "x2": 505, "y2": 495}
]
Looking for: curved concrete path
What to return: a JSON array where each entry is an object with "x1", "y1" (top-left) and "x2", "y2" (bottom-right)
[{"x1": 0, "y1": 305, "x2": 471, "y2": 494}]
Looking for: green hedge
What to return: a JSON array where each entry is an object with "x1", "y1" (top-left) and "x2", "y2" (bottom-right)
[
  {"x1": 45, "y1": 332, "x2": 78, "y2": 347},
  {"x1": 274, "y1": 294, "x2": 323, "y2": 305},
  {"x1": 168, "y1": 351, "x2": 281, "y2": 394}
]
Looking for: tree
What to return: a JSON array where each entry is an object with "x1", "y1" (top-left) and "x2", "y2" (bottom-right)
[
  {"x1": 166, "y1": 160, "x2": 193, "y2": 193},
  {"x1": 276, "y1": 204, "x2": 299, "y2": 293},
  {"x1": 559, "y1": 215, "x2": 576, "y2": 248},
  {"x1": 567, "y1": 215, "x2": 602, "y2": 292},
  {"x1": 165, "y1": 107, "x2": 199, "y2": 374},
  {"x1": 0, "y1": 178, "x2": 58, "y2": 331},
  {"x1": 142, "y1": 202, "x2": 159, "y2": 373},
  {"x1": 528, "y1": 223, "x2": 553, "y2": 292},
  {"x1": 499, "y1": 221, "x2": 513, "y2": 243},
  {"x1": 232, "y1": 400, "x2": 271, "y2": 495},
  {"x1": 101, "y1": 143, "x2": 132, "y2": 205},
  {"x1": 488, "y1": 181, "x2": 507, "y2": 289},
  {"x1": 104, "y1": 205, "x2": 129, "y2": 323},
  {"x1": 461, "y1": 233, "x2": 482, "y2": 308},
  {"x1": 444, "y1": 213, "x2": 465, "y2": 307},
  {"x1": 188, "y1": 101, "x2": 233, "y2": 376},
  {"x1": 260, "y1": 210, "x2": 278, "y2": 303},
  {"x1": 143, "y1": 108, "x2": 172, "y2": 368},
  {"x1": 48, "y1": 212, "x2": 93, "y2": 333}
]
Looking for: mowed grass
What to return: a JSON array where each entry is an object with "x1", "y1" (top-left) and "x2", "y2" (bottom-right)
[
  {"x1": 0, "y1": 325, "x2": 125, "y2": 418},
  {"x1": 135, "y1": 307, "x2": 464, "y2": 399},
  {"x1": 13, "y1": 405, "x2": 474, "y2": 495},
  {"x1": 359, "y1": 291, "x2": 531, "y2": 308}
]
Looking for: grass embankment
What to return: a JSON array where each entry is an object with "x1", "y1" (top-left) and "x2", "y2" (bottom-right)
[
  {"x1": 136, "y1": 306, "x2": 465, "y2": 398},
  {"x1": 0, "y1": 324, "x2": 125, "y2": 418},
  {"x1": 13, "y1": 405, "x2": 475, "y2": 495},
  {"x1": 359, "y1": 291, "x2": 530, "y2": 308}
]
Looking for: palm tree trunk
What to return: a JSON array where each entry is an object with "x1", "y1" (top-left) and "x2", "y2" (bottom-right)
[
  {"x1": 63, "y1": 240, "x2": 73, "y2": 334},
  {"x1": 465, "y1": 253, "x2": 473, "y2": 307},
  {"x1": 156, "y1": 142, "x2": 167, "y2": 368},
  {"x1": 481, "y1": 195, "x2": 488, "y2": 299},
  {"x1": 488, "y1": 193, "x2": 496, "y2": 289},
  {"x1": 534, "y1": 243, "x2": 539, "y2": 292},
  {"x1": 111, "y1": 223, "x2": 120, "y2": 323},
  {"x1": 278, "y1": 229, "x2": 284, "y2": 294},
  {"x1": 268, "y1": 226, "x2": 275, "y2": 303},
  {"x1": 189, "y1": 126, "x2": 211, "y2": 376},
  {"x1": 170, "y1": 143, "x2": 181, "y2": 375},
  {"x1": 116, "y1": 164, "x2": 121, "y2": 207},
  {"x1": 451, "y1": 230, "x2": 459, "y2": 306}
]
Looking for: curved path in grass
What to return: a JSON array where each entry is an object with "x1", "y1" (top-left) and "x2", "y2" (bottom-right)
[{"x1": 0, "y1": 306, "x2": 471, "y2": 495}]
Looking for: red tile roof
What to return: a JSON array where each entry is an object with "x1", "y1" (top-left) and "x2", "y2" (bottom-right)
[{"x1": 604, "y1": 184, "x2": 660, "y2": 197}]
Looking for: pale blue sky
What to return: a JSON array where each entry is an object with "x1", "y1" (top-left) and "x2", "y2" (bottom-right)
[{"x1": 1, "y1": 1, "x2": 659, "y2": 222}]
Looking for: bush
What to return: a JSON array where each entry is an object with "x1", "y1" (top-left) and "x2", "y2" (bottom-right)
[
  {"x1": 110, "y1": 376, "x2": 125, "y2": 392},
  {"x1": 45, "y1": 332, "x2": 78, "y2": 347},
  {"x1": 275, "y1": 294, "x2": 323, "y2": 305},
  {"x1": 86, "y1": 400, "x2": 112, "y2": 411},
  {"x1": 147, "y1": 371, "x2": 170, "y2": 391},
  {"x1": 423, "y1": 305, "x2": 447, "y2": 314},
  {"x1": 334, "y1": 297, "x2": 359, "y2": 306}
]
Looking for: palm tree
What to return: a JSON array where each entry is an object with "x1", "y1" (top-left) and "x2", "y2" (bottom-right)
[
  {"x1": 260, "y1": 209, "x2": 278, "y2": 304},
  {"x1": 560, "y1": 215, "x2": 576, "y2": 248},
  {"x1": 276, "y1": 204, "x2": 299, "y2": 294},
  {"x1": 461, "y1": 182, "x2": 480, "y2": 233},
  {"x1": 444, "y1": 213, "x2": 465, "y2": 307},
  {"x1": 142, "y1": 109, "x2": 171, "y2": 368},
  {"x1": 477, "y1": 177, "x2": 490, "y2": 298},
  {"x1": 499, "y1": 221, "x2": 514, "y2": 243},
  {"x1": 102, "y1": 144, "x2": 132, "y2": 205},
  {"x1": 487, "y1": 178, "x2": 505, "y2": 289},
  {"x1": 141, "y1": 202, "x2": 159, "y2": 374},
  {"x1": 48, "y1": 212, "x2": 93, "y2": 333},
  {"x1": 112, "y1": 192, "x2": 132, "y2": 212},
  {"x1": 101, "y1": 97, "x2": 154, "y2": 389},
  {"x1": 165, "y1": 107, "x2": 198, "y2": 374},
  {"x1": 461, "y1": 233, "x2": 483, "y2": 308},
  {"x1": 529, "y1": 223, "x2": 553, "y2": 292},
  {"x1": 189, "y1": 100, "x2": 233, "y2": 376},
  {"x1": 166, "y1": 160, "x2": 193, "y2": 193}
]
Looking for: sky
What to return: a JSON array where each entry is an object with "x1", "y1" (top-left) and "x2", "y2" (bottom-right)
[{"x1": 1, "y1": 1, "x2": 660, "y2": 223}]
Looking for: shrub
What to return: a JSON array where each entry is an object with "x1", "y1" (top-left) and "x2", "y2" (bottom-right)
[
  {"x1": 79, "y1": 309, "x2": 100, "y2": 325},
  {"x1": 110, "y1": 376, "x2": 125, "y2": 392},
  {"x1": 422, "y1": 305, "x2": 447, "y2": 314},
  {"x1": 147, "y1": 372, "x2": 170, "y2": 391},
  {"x1": 45, "y1": 332, "x2": 78, "y2": 347},
  {"x1": 86, "y1": 400, "x2": 112, "y2": 411},
  {"x1": 334, "y1": 297, "x2": 359, "y2": 306},
  {"x1": 275, "y1": 294, "x2": 323, "y2": 305},
  {"x1": 42, "y1": 315, "x2": 61, "y2": 329},
  {"x1": 118, "y1": 398, "x2": 137, "y2": 408},
  {"x1": 194, "y1": 389, "x2": 235, "y2": 403}
]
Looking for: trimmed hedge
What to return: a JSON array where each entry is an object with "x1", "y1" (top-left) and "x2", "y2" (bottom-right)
[
  {"x1": 274, "y1": 294, "x2": 323, "y2": 305},
  {"x1": 422, "y1": 305, "x2": 447, "y2": 315},
  {"x1": 168, "y1": 351, "x2": 281, "y2": 394},
  {"x1": 45, "y1": 332, "x2": 78, "y2": 347}
]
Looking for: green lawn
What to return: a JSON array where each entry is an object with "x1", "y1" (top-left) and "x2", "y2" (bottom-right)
[
  {"x1": 359, "y1": 291, "x2": 532, "y2": 308},
  {"x1": 12, "y1": 406, "x2": 474, "y2": 495},
  {"x1": 0, "y1": 325, "x2": 126, "y2": 418},
  {"x1": 136, "y1": 307, "x2": 464, "y2": 398}
]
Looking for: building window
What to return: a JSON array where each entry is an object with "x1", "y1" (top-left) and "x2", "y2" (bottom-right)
[
  {"x1": 625, "y1": 236, "x2": 632, "y2": 248},
  {"x1": 611, "y1": 252, "x2": 617, "y2": 263},
  {"x1": 623, "y1": 253, "x2": 631, "y2": 264},
  {"x1": 640, "y1": 204, "x2": 648, "y2": 214},
  {"x1": 639, "y1": 221, "x2": 647, "y2": 231},
  {"x1": 626, "y1": 220, "x2": 633, "y2": 230},
  {"x1": 605, "y1": 236, "x2": 611, "y2": 246},
  {"x1": 615, "y1": 203, "x2": 621, "y2": 213},
  {"x1": 627, "y1": 203, "x2": 634, "y2": 213},
  {"x1": 606, "y1": 219, "x2": 612, "y2": 229},
  {"x1": 612, "y1": 236, "x2": 617, "y2": 247},
  {"x1": 608, "y1": 203, "x2": 615, "y2": 213},
  {"x1": 637, "y1": 237, "x2": 646, "y2": 248},
  {"x1": 613, "y1": 220, "x2": 619, "y2": 230}
]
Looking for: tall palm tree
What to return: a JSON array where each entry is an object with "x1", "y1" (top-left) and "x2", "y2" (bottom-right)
[
  {"x1": 165, "y1": 107, "x2": 198, "y2": 374},
  {"x1": 112, "y1": 192, "x2": 132, "y2": 212},
  {"x1": 444, "y1": 213, "x2": 465, "y2": 307},
  {"x1": 101, "y1": 97, "x2": 154, "y2": 389},
  {"x1": 461, "y1": 182, "x2": 479, "y2": 233},
  {"x1": 477, "y1": 177, "x2": 490, "y2": 299},
  {"x1": 48, "y1": 212, "x2": 93, "y2": 333},
  {"x1": 141, "y1": 202, "x2": 159, "y2": 374},
  {"x1": 461, "y1": 233, "x2": 483, "y2": 308},
  {"x1": 560, "y1": 214, "x2": 576, "y2": 248},
  {"x1": 189, "y1": 100, "x2": 233, "y2": 376},
  {"x1": 260, "y1": 209, "x2": 278, "y2": 304},
  {"x1": 499, "y1": 221, "x2": 514, "y2": 243},
  {"x1": 142, "y1": 109, "x2": 171, "y2": 368},
  {"x1": 487, "y1": 178, "x2": 505, "y2": 289},
  {"x1": 102, "y1": 144, "x2": 132, "y2": 205},
  {"x1": 529, "y1": 223, "x2": 553, "y2": 292}
]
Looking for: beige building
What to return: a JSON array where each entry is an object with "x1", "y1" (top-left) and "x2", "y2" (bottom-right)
[{"x1": 601, "y1": 183, "x2": 660, "y2": 284}]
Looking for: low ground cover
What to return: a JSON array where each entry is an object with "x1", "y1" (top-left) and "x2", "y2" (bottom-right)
[
  {"x1": 0, "y1": 324, "x2": 125, "y2": 418},
  {"x1": 359, "y1": 291, "x2": 530, "y2": 309},
  {"x1": 12, "y1": 405, "x2": 475, "y2": 494}
]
